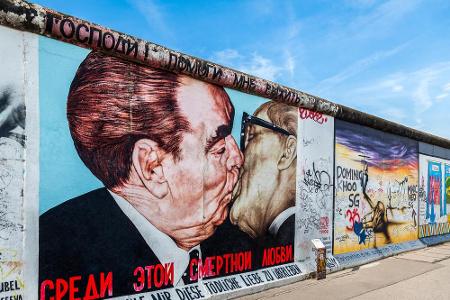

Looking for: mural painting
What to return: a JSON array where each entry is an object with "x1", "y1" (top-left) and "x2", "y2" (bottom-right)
[
  {"x1": 418, "y1": 154, "x2": 450, "y2": 237},
  {"x1": 333, "y1": 120, "x2": 419, "y2": 255},
  {"x1": 447, "y1": 165, "x2": 450, "y2": 222},
  {"x1": 1, "y1": 5, "x2": 450, "y2": 298},
  {"x1": 38, "y1": 46, "x2": 300, "y2": 299}
]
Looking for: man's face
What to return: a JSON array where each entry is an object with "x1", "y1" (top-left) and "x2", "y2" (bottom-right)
[
  {"x1": 230, "y1": 108, "x2": 285, "y2": 238},
  {"x1": 159, "y1": 77, "x2": 243, "y2": 247}
]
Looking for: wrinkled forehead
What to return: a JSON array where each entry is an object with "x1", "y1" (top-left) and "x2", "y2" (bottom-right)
[
  {"x1": 177, "y1": 76, "x2": 233, "y2": 131},
  {"x1": 254, "y1": 105, "x2": 271, "y2": 123}
]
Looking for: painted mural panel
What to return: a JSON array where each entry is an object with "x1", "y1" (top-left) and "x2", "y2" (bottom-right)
[
  {"x1": 333, "y1": 120, "x2": 419, "y2": 255},
  {"x1": 0, "y1": 26, "x2": 37, "y2": 300},
  {"x1": 446, "y1": 165, "x2": 450, "y2": 222},
  {"x1": 418, "y1": 154, "x2": 450, "y2": 237},
  {"x1": 38, "y1": 37, "x2": 300, "y2": 299},
  {"x1": 295, "y1": 108, "x2": 336, "y2": 271}
]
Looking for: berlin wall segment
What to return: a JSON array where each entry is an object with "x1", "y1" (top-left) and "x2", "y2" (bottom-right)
[
  {"x1": 2, "y1": 0, "x2": 450, "y2": 149},
  {"x1": 0, "y1": 1, "x2": 450, "y2": 300}
]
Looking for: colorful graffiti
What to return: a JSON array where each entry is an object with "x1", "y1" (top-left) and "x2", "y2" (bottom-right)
[
  {"x1": 418, "y1": 155, "x2": 450, "y2": 237},
  {"x1": 446, "y1": 165, "x2": 450, "y2": 212},
  {"x1": 1, "y1": 4, "x2": 450, "y2": 299},
  {"x1": 295, "y1": 108, "x2": 335, "y2": 272},
  {"x1": 333, "y1": 120, "x2": 419, "y2": 254}
]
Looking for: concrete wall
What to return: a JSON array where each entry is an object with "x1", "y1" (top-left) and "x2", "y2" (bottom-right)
[{"x1": 0, "y1": 3, "x2": 450, "y2": 300}]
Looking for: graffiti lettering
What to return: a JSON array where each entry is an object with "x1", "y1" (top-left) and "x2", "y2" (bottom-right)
[
  {"x1": 133, "y1": 263, "x2": 174, "y2": 291},
  {"x1": 408, "y1": 185, "x2": 418, "y2": 202},
  {"x1": 346, "y1": 208, "x2": 360, "y2": 230},
  {"x1": 261, "y1": 245, "x2": 293, "y2": 267},
  {"x1": 232, "y1": 73, "x2": 256, "y2": 91},
  {"x1": 59, "y1": 18, "x2": 75, "y2": 39},
  {"x1": 302, "y1": 162, "x2": 332, "y2": 194},
  {"x1": 348, "y1": 193, "x2": 360, "y2": 208},
  {"x1": 165, "y1": 53, "x2": 223, "y2": 81},
  {"x1": 319, "y1": 216, "x2": 329, "y2": 234},
  {"x1": 299, "y1": 108, "x2": 328, "y2": 124},
  {"x1": 40, "y1": 272, "x2": 113, "y2": 300},
  {"x1": 46, "y1": 14, "x2": 140, "y2": 58},
  {"x1": 429, "y1": 176, "x2": 441, "y2": 205},
  {"x1": 336, "y1": 180, "x2": 358, "y2": 192},
  {"x1": 302, "y1": 138, "x2": 314, "y2": 147},
  {"x1": 336, "y1": 166, "x2": 363, "y2": 181},
  {"x1": 335, "y1": 234, "x2": 350, "y2": 243},
  {"x1": 265, "y1": 83, "x2": 311, "y2": 104},
  {"x1": 326, "y1": 257, "x2": 339, "y2": 269}
]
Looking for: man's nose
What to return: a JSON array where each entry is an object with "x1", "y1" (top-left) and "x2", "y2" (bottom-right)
[{"x1": 225, "y1": 135, "x2": 244, "y2": 171}]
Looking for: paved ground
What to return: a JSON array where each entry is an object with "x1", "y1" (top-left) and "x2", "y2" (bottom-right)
[{"x1": 239, "y1": 242, "x2": 450, "y2": 300}]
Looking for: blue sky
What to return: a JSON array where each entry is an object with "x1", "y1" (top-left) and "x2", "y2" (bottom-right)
[{"x1": 34, "y1": 0, "x2": 450, "y2": 139}]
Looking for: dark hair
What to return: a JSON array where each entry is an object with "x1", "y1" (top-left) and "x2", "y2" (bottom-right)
[{"x1": 67, "y1": 51, "x2": 191, "y2": 188}]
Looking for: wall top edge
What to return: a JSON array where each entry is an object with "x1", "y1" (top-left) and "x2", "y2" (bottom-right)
[{"x1": 1, "y1": 0, "x2": 449, "y2": 149}]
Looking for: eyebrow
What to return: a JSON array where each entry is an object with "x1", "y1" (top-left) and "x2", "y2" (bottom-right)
[{"x1": 205, "y1": 124, "x2": 232, "y2": 153}]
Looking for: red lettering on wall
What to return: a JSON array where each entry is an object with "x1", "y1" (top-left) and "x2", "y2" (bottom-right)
[
  {"x1": 133, "y1": 263, "x2": 173, "y2": 292},
  {"x1": 299, "y1": 108, "x2": 328, "y2": 124},
  {"x1": 261, "y1": 245, "x2": 293, "y2": 267},
  {"x1": 346, "y1": 208, "x2": 360, "y2": 230},
  {"x1": 39, "y1": 272, "x2": 113, "y2": 300}
]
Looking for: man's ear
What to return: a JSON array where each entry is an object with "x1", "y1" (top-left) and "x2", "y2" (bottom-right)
[
  {"x1": 278, "y1": 135, "x2": 297, "y2": 170},
  {"x1": 132, "y1": 139, "x2": 168, "y2": 199}
]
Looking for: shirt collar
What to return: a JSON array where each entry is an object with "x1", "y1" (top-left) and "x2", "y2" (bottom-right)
[
  {"x1": 108, "y1": 190, "x2": 201, "y2": 286},
  {"x1": 268, "y1": 206, "x2": 296, "y2": 236}
]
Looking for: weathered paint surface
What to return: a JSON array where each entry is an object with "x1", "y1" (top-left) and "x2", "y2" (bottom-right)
[
  {"x1": 0, "y1": 1, "x2": 449, "y2": 300},
  {"x1": 418, "y1": 154, "x2": 450, "y2": 237},
  {"x1": 0, "y1": 25, "x2": 37, "y2": 300},
  {"x1": 295, "y1": 108, "x2": 336, "y2": 272}
]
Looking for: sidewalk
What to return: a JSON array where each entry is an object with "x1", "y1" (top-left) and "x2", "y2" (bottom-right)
[{"x1": 238, "y1": 242, "x2": 450, "y2": 300}]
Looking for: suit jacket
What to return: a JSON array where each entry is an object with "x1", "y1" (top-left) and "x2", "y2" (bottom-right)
[
  {"x1": 39, "y1": 188, "x2": 254, "y2": 298},
  {"x1": 252, "y1": 213, "x2": 295, "y2": 268},
  {"x1": 274, "y1": 213, "x2": 295, "y2": 246}
]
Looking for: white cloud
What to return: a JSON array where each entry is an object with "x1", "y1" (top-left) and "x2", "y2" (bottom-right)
[
  {"x1": 128, "y1": 0, "x2": 172, "y2": 38},
  {"x1": 443, "y1": 82, "x2": 450, "y2": 91},
  {"x1": 334, "y1": 61, "x2": 450, "y2": 136},
  {"x1": 391, "y1": 84, "x2": 403, "y2": 92},
  {"x1": 436, "y1": 93, "x2": 447, "y2": 101},
  {"x1": 241, "y1": 54, "x2": 280, "y2": 81},
  {"x1": 345, "y1": 0, "x2": 377, "y2": 8},
  {"x1": 211, "y1": 49, "x2": 242, "y2": 66},
  {"x1": 345, "y1": 0, "x2": 422, "y2": 39},
  {"x1": 315, "y1": 43, "x2": 407, "y2": 94},
  {"x1": 284, "y1": 50, "x2": 295, "y2": 77},
  {"x1": 210, "y1": 49, "x2": 295, "y2": 82},
  {"x1": 435, "y1": 82, "x2": 450, "y2": 102},
  {"x1": 380, "y1": 107, "x2": 407, "y2": 123}
]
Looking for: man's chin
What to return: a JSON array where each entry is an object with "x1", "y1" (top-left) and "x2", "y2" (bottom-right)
[
  {"x1": 229, "y1": 207, "x2": 258, "y2": 239},
  {"x1": 237, "y1": 222, "x2": 258, "y2": 239}
]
